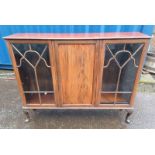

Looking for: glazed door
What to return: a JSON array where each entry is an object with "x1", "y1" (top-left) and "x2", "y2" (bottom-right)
[
  {"x1": 55, "y1": 41, "x2": 98, "y2": 106},
  {"x1": 9, "y1": 41, "x2": 58, "y2": 107},
  {"x1": 99, "y1": 40, "x2": 148, "y2": 106}
]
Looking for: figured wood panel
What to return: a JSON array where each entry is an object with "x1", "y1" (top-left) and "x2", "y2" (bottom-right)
[{"x1": 57, "y1": 43, "x2": 95, "y2": 105}]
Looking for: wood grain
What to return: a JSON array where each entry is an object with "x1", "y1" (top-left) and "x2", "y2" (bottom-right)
[
  {"x1": 4, "y1": 32, "x2": 151, "y2": 40},
  {"x1": 57, "y1": 42, "x2": 95, "y2": 105}
]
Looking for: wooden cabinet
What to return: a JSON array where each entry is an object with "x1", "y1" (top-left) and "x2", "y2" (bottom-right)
[{"x1": 4, "y1": 32, "x2": 150, "y2": 123}]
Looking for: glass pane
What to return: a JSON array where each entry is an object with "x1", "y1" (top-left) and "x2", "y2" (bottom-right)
[
  {"x1": 31, "y1": 44, "x2": 47, "y2": 54},
  {"x1": 18, "y1": 59, "x2": 37, "y2": 91},
  {"x1": 100, "y1": 93, "x2": 131, "y2": 104},
  {"x1": 118, "y1": 60, "x2": 137, "y2": 91},
  {"x1": 36, "y1": 58, "x2": 53, "y2": 91},
  {"x1": 102, "y1": 59, "x2": 119, "y2": 91},
  {"x1": 12, "y1": 43, "x2": 29, "y2": 66},
  {"x1": 100, "y1": 93, "x2": 115, "y2": 104},
  {"x1": 42, "y1": 47, "x2": 51, "y2": 66},
  {"x1": 116, "y1": 93, "x2": 131, "y2": 104},
  {"x1": 40, "y1": 93, "x2": 55, "y2": 104},
  {"x1": 25, "y1": 93, "x2": 39, "y2": 104}
]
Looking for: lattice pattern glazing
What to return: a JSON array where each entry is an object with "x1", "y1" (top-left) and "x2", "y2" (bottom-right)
[
  {"x1": 11, "y1": 43, "x2": 54, "y2": 104},
  {"x1": 101, "y1": 43, "x2": 144, "y2": 104}
]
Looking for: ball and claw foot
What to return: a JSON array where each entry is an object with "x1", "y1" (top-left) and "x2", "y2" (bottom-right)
[
  {"x1": 23, "y1": 111, "x2": 30, "y2": 123},
  {"x1": 125, "y1": 110, "x2": 133, "y2": 124}
]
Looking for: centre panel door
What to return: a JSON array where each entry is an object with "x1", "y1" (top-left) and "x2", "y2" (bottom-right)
[{"x1": 55, "y1": 40, "x2": 97, "y2": 106}]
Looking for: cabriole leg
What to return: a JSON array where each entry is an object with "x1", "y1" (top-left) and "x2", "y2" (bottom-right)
[
  {"x1": 125, "y1": 109, "x2": 133, "y2": 124},
  {"x1": 23, "y1": 110, "x2": 30, "y2": 123}
]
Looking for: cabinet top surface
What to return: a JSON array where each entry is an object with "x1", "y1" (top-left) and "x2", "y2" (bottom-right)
[{"x1": 4, "y1": 32, "x2": 151, "y2": 40}]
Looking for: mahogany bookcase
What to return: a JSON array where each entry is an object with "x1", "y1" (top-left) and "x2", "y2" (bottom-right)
[{"x1": 4, "y1": 32, "x2": 150, "y2": 123}]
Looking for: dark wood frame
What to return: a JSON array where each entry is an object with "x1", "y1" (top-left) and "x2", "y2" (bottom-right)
[{"x1": 5, "y1": 38, "x2": 149, "y2": 110}]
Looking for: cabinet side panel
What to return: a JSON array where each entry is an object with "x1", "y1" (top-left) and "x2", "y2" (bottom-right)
[
  {"x1": 6, "y1": 41, "x2": 26, "y2": 106},
  {"x1": 130, "y1": 40, "x2": 150, "y2": 106}
]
